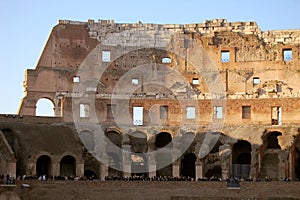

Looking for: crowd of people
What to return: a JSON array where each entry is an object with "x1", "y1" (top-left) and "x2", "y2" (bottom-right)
[
  {"x1": 0, "y1": 173, "x2": 294, "y2": 183},
  {"x1": 0, "y1": 174, "x2": 16, "y2": 185}
]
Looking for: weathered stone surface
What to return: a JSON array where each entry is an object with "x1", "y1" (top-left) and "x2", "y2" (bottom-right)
[{"x1": 1, "y1": 19, "x2": 300, "y2": 182}]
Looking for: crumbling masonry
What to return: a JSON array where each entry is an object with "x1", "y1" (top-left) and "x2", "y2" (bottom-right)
[{"x1": 1, "y1": 19, "x2": 300, "y2": 181}]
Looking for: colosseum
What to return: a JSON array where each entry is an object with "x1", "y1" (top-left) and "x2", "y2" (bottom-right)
[{"x1": 1, "y1": 18, "x2": 300, "y2": 184}]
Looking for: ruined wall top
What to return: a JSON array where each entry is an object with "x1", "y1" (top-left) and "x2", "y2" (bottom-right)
[{"x1": 58, "y1": 18, "x2": 300, "y2": 45}]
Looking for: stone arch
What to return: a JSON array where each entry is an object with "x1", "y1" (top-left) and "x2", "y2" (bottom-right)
[
  {"x1": 264, "y1": 131, "x2": 282, "y2": 149},
  {"x1": 60, "y1": 155, "x2": 76, "y2": 177},
  {"x1": 84, "y1": 169, "x2": 98, "y2": 179},
  {"x1": 107, "y1": 152, "x2": 123, "y2": 178},
  {"x1": 155, "y1": 132, "x2": 172, "y2": 149},
  {"x1": 83, "y1": 152, "x2": 100, "y2": 179},
  {"x1": 36, "y1": 155, "x2": 52, "y2": 178},
  {"x1": 232, "y1": 140, "x2": 252, "y2": 178},
  {"x1": 180, "y1": 153, "x2": 197, "y2": 179},
  {"x1": 106, "y1": 131, "x2": 122, "y2": 147},
  {"x1": 156, "y1": 153, "x2": 172, "y2": 177},
  {"x1": 36, "y1": 97, "x2": 55, "y2": 117},
  {"x1": 79, "y1": 130, "x2": 95, "y2": 152},
  {"x1": 131, "y1": 153, "x2": 148, "y2": 178},
  {"x1": 129, "y1": 131, "x2": 148, "y2": 153},
  {"x1": 205, "y1": 166, "x2": 222, "y2": 180}
]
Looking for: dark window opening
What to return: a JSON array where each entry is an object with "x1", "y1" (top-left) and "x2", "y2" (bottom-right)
[
  {"x1": 266, "y1": 132, "x2": 282, "y2": 149},
  {"x1": 160, "y1": 106, "x2": 169, "y2": 119},
  {"x1": 271, "y1": 107, "x2": 282, "y2": 125},
  {"x1": 242, "y1": 106, "x2": 251, "y2": 119},
  {"x1": 155, "y1": 132, "x2": 172, "y2": 148}
]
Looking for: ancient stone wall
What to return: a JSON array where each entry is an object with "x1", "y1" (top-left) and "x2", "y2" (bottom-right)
[{"x1": 10, "y1": 19, "x2": 300, "y2": 181}]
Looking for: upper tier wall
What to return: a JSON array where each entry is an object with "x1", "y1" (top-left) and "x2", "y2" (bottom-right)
[{"x1": 58, "y1": 19, "x2": 300, "y2": 45}]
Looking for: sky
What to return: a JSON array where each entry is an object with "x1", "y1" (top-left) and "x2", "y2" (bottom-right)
[{"x1": 0, "y1": 0, "x2": 299, "y2": 115}]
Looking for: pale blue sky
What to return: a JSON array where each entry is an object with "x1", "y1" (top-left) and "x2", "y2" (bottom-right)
[{"x1": 0, "y1": 0, "x2": 299, "y2": 115}]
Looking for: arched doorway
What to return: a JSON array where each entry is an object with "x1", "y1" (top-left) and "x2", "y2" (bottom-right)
[
  {"x1": 181, "y1": 153, "x2": 196, "y2": 179},
  {"x1": 107, "y1": 152, "x2": 123, "y2": 178},
  {"x1": 203, "y1": 138, "x2": 223, "y2": 179},
  {"x1": 155, "y1": 132, "x2": 172, "y2": 149},
  {"x1": 260, "y1": 153, "x2": 279, "y2": 180},
  {"x1": 106, "y1": 131, "x2": 122, "y2": 147},
  {"x1": 260, "y1": 131, "x2": 282, "y2": 180},
  {"x1": 60, "y1": 155, "x2": 76, "y2": 177},
  {"x1": 84, "y1": 169, "x2": 98, "y2": 180},
  {"x1": 36, "y1": 155, "x2": 52, "y2": 178},
  {"x1": 232, "y1": 140, "x2": 252, "y2": 178},
  {"x1": 205, "y1": 166, "x2": 222, "y2": 179},
  {"x1": 156, "y1": 153, "x2": 172, "y2": 177},
  {"x1": 36, "y1": 98, "x2": 54, "y2": 117},
  {"x1": 131, "y1": 153, "x2": 147, "y2": 178}
]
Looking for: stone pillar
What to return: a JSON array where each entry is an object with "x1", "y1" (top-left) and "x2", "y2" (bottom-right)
[
  {"x1": 219, "y1": 144, "x2": 231, "y2": 180},
  {"x1": 278, "y1": 150, "x2": 289, "y2": 180},
  {"x1": 18, "y1": 97, "x2": 36, "y2": 116},
  {"x1": 76, "y1": 163, "x2": 84, "y2": 177},
  {"x1": 250, "y1": 146, "x2": 259, "y2": 180},
  {"x1": 7, "y1": 162, "x2": 16, "y2": 178},
  {"x1": 26, "y1": 162, "x2": 35, "y2": 176},
  {"x1": 99, "y1": 163, "x2": 108, "y2": 181},
  {"x1": 172, "y1": 160, "x2": 180, "y2": 178},
  {"x1": 54, "y1": 106, "x2": 61, "y2": 117},
  {"x1": 122, "y1": 145, "x2": 131, "y2": 178},
  {"x1": 122, "y1": 161, "x2": 131, "y2": 178},
  {"x1": 289, "y1": 150, "x2": 293, "y2": 180},
  {"x1": 148, "y1": 155, "x2": 156, "y2": 178},
  {"x1": 52, "y1": 162, "x2": 60, "y2": 176},
  {"x1": 54, "y1": 97, "x2": 62, "y2": 117},
  {"x1": 195, "y1": 159, "x2": 203, "y2": 180}
]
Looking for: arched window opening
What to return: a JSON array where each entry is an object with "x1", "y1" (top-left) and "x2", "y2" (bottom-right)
[
  {"x1": 130, "y1": 131, "x2": 148, "y2": 153},
  {"x1": 155, "y1": 132, "x2": 172, "y2": 149},
  {"x1": 266, "y1": 132, "x2": 282, "y2": 149},
  {"x1": 36, "y1": 98, "x2": 54, "y2": 117},
  {"x1": 106, "y1": 131, "x2": 122, "y2": 147}
]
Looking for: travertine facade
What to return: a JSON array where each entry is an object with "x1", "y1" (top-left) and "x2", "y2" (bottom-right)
[{"x1": 1, "y1": 19, "x2": 300, "y2": 181}]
